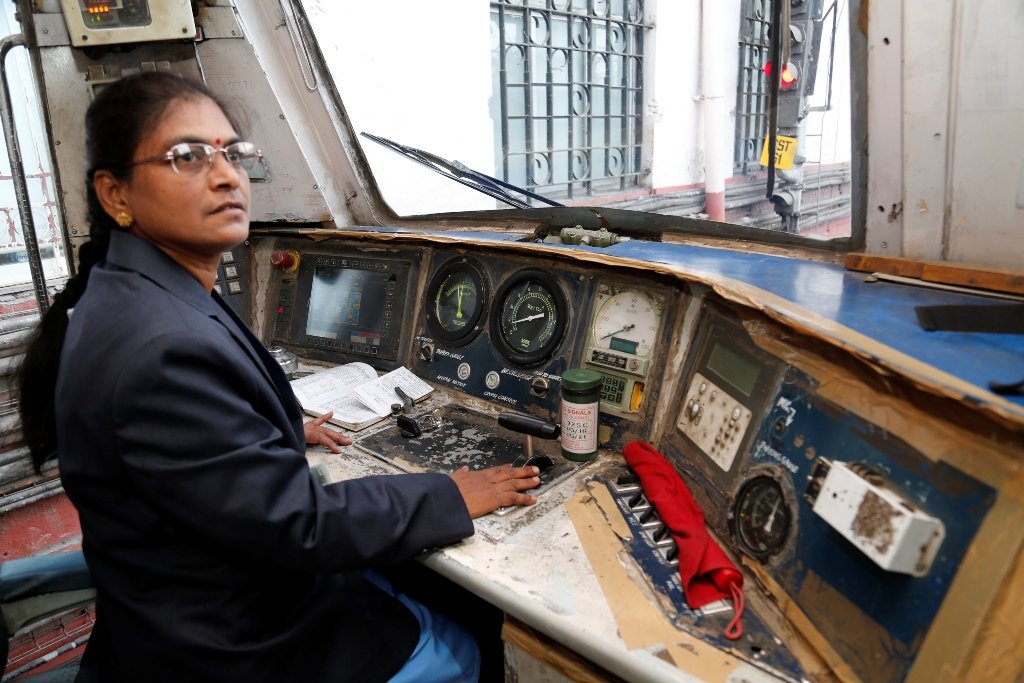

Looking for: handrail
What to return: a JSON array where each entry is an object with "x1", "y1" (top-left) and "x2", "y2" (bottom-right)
[{"x1": 0, "y1": 34, "x2": 48, "y2": 315}]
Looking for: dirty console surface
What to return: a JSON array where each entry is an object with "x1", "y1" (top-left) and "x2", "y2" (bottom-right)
[{"x1": 352, "y1": 404, "x2": 581, "y2": 503}]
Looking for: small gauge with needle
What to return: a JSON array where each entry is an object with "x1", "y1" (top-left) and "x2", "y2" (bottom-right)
[
  {"x1": 490, "y1": 269, "x2": 568, "y2": 366},
  {"x1": 733, "y1": 475, "x2": 792, "y2": 559},
  {"x1": 425, "y1": 258, "x2": 488, "y2": 346}
]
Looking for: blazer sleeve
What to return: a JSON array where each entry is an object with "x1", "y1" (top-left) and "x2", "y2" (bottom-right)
[{"x1": 109, "y1": 329, "x2": 473, "y2": 572}]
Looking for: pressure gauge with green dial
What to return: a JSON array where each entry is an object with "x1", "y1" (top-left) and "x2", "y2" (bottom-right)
[
  {"x1": 425, "y1": 258, "x2": 488, "y2": 346},
  {"x1": 490, "y1": 269, "x2": 568, "y2": 366}
]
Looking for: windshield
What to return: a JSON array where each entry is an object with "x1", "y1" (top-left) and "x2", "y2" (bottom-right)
[{"x1": 300, "y1": 0, "x2": 852, "y2": 241}]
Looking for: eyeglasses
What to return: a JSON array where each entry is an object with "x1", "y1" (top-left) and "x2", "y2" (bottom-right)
[{"x1": 127, "y1": 141, "x2": 263, "y2": 175}]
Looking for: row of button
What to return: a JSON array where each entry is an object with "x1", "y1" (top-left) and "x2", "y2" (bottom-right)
[
  {"x1": 303, "y1": 336, "x2": 381, "y2": 355},
  {"x1": 313, "y1": 257, "x2": 391, "y2": 271},
  {"x1": 214, "y1": 251, "x2": 242, "y2": 296}
]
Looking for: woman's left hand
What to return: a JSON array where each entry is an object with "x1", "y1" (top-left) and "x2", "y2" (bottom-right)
[{"x1": 303, "y1": 412, "x2": 352, "y2": 452}]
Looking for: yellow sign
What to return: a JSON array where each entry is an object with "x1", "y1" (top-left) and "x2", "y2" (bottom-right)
[{"x1": 760, "y1": 135, "x2": 798, "y2": 169}]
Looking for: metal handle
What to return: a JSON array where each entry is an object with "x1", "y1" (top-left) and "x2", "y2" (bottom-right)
[{"x1": 498, "y1": 412, "x2": 560, "y2": 440}]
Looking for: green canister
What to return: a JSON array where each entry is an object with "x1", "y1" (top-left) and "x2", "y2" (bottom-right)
[{"x1": 560, "y1": 368, "x2": 603, "y2": 461}]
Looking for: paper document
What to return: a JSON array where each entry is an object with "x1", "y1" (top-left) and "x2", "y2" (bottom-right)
[
  {"x1": 290, "y1": 363, "x2": 434, "y2": 431},
  {"x1": 352, "y1": 367, "x2": 434, "y2": 417}
]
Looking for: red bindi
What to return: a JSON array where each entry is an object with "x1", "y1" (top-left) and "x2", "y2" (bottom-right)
[{"x1": 214, "y1": 138, "x2": 222, "y2": 146}]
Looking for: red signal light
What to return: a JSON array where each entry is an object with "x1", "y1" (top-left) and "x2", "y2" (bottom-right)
[{"x1": 763, "y1": 61, "x2": 799, "y2": 90}]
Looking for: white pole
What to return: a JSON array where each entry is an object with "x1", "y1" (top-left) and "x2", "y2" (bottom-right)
[{"x1": 701, "y1": 0, "x2": 728, "y2": 221}]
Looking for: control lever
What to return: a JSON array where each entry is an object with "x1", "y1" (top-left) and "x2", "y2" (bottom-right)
[
  {"x1": 396, "y1": 410, "x2": 443, "y2": 439},
  {"x1": 498, "y1": 412, "x2": 560, "y2": 460}
]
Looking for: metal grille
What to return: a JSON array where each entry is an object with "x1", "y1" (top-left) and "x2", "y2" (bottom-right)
[
  {"x1": 734, "y1": 0, "x2": 771, "y2": 174},
  {"x1": 0, "y1": 305, "x2": 60, "y2": 514},
  {"x1": 491, "y1": 0, "x2": 645, "y2": 202}
]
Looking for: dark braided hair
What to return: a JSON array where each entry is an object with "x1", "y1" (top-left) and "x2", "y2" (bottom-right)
[{"x1": 18, "y1": 71, "x2": 245, "y2": 471}]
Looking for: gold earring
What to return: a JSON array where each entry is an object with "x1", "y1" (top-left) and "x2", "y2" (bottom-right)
[{"x1": 115, "y1": 211, "x2": 132, "y2": 228}]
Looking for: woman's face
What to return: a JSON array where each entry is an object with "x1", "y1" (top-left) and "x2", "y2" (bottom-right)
[{"x1": 119, "y1": 95, "x2": 251, "y2": 264}]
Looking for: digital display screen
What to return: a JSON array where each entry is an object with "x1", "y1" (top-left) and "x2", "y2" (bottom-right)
[
  {"x1": 706, "y1": 342, "x2": 761, "y2": 397},
  {"x1": 609, "y1": 337, "x2": 639, "y2": 355},
  {"x1": 82, "y1": 0, "x2": 152, "y2": 28},
  {"x1": 306, "y1": 266, "x2": 390, "y2": 347}
]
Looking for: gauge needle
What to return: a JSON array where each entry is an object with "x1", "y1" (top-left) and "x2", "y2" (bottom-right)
[
  {"x1": 455, "y1": 285, "x2": 465, "y2": 319},
  {"x1": 601, "y1": 323, "x2": 635, "y2": 339},
  {"x1": 512, "y1": 312, "x2": 545, "y2": 324},
  {"x1": 763, "y1": 497, "x2": 781, "y2": 533}
]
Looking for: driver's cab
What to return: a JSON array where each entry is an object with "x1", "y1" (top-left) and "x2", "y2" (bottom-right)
[{"x1": 2, "y1": 1, "x2": 1023, "y2": 681}]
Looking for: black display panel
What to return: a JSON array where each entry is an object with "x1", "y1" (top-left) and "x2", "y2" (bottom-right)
[
  {"x1": 663, "y1": 303, "x2": 784, "y2": 495},
  {"x1": 275, "y1": 252, "x2": 413, "y2": 364},
  {"x1": 706, "y1": 341, "x2": 761, "y2": 397},
  {"x1": 306, "y1": 266, "x2": 388, "y2": 345}
]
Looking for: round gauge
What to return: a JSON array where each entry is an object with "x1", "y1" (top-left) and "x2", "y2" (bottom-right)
[
  {"x1": 592, "y1": 290, "x2": 661, "y2": 358},
  {"x1": 733, "y1": 476, "x2": 792, "y2": 559},
  {"x1": 425, "y1": 258, "x2": 488, "y2": 346},
  {"x1": 490, "y1": 269, "x2": 568, "y2": 366}
]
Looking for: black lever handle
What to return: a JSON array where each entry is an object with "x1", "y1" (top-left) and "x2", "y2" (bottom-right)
[
  {"x1": 498, "y1": 412, "x2": 561, "y2": 440},
  {"x1": 396, "y1": 414, "x2": 422, "y2": 438}
]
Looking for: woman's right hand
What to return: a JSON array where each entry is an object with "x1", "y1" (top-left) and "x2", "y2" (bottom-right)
[{"x1": 450, "y1": 464, "x2": 541, "y2": 518}]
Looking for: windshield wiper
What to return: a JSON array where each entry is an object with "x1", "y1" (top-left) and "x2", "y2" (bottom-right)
[{"x1": 360, "y1": 132, "x2": 563, "y2": 210}]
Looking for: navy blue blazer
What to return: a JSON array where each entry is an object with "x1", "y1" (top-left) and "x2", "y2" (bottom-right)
[{"x1": 56, "y1": 230, "x2": 474, "y2": 681}]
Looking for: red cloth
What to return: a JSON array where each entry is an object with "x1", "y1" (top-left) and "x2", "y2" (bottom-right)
[{"x1": 623, "y1": 441, "x2": 744, "y2": 618}]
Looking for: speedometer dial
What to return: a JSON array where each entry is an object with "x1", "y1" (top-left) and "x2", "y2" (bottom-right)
[
  {"x1": 592, "y1": 289, "x2": 661, "y2": 358},
  {"x1": 490, "y1": 269, "x2": 567, "y2": 366}
]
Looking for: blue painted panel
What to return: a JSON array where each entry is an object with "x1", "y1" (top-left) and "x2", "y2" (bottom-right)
[
  {"x1": 602, "y1": 240, "x2": 1024, "y2": 409},
  {"x1": 410, "y1": 250, "x2": 581, "y2": 415},
  {"x1": 592, "y1": 472, "x2": 809, "y2": 682},
  {"x1": 749, "y1": 367, "x2": 997, "y2": 682}
]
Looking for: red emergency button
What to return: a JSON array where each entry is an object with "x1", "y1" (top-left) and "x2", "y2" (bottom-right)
[{"x1": 271, "y1": 249, "x2": 300, "y2": 273}]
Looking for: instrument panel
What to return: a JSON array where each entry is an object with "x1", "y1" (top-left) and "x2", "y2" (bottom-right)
[
  {"x1": 660, "y1": 301, "x2": 996, "y2": 682},
  {"x1": 257, "y1": 234, "x2": 1006, "y2": 683},
  {"x1": 266, "y1": 241, "x2": 685, "y2": 450},
  {"x1": 412, "y1": 251, "x2": 683, "y2": 445}
]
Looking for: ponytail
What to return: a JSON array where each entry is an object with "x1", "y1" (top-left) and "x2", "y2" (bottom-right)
[{"x1": 19, "y1": 229, "x2": 109, "y2": 471}]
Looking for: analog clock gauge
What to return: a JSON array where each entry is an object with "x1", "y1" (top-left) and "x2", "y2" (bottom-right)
[
  {"x1": 425, "y1": 259, "x2": 488, "y2": 346},
  {"x1": 591, "y1": 289, "x2": 661, "y2": 358},
  {"x1": 490, "y1": 270, "x2": 567, "y2": 366}
]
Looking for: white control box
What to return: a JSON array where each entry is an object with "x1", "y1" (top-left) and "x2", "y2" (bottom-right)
[
  {"x1": 60, "y1": 0, "x2": 196, "y2": 48},
  {"x1": 811, "y1": 461, "x2": 945, "y2": 577}
]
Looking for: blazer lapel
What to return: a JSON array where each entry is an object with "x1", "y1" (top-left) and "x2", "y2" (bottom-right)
[{"x1": 209, "y1": 293, "x2": 298, "y2": 417}]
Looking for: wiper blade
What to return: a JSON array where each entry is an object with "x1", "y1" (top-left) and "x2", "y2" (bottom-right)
[{"x1": 360, "y1": 132, "x2": 563, "y2": 210}]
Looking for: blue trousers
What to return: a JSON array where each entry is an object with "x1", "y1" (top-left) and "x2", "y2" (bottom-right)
[{"x1": 362, "y1": 571, "x2": 481, "y2": 683}]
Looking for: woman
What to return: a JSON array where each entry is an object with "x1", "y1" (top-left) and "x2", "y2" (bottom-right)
[{"x1": 18, "y1": 72, "x2": 541, "y2": 681}]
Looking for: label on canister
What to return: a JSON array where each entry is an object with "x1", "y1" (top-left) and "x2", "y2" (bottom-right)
[{"x1": 561, "y1": 399, "x2": 598, "y2": 456}]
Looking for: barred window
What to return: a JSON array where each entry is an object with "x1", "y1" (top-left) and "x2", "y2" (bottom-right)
[
  {"x1": 734, "y1": 0, "x2": 771, "y2": 174},
  {"x1": 490, "y1": 0, "x2": 645, "y2": 202}
]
